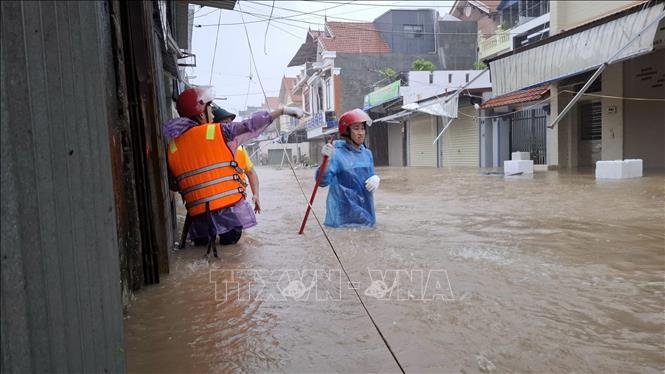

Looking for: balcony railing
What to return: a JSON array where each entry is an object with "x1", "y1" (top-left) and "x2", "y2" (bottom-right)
[{"x1": 478, "y1": 30, "x2": 511, "y2": 60}]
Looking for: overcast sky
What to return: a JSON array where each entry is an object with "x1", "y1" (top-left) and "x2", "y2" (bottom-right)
[{"x1": 188, "y1": 0, "x2": 454, "y2": 116}]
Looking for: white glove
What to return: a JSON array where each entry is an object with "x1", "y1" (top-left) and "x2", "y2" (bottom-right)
[
  {"x1": 365, "y1": 175, "x2": 380, "y2": 192},
  {"x1": 282, "y1": 106, "x2": 305, "y2": 119},
  {"x1": 321, "y1": 143, "x2": 334, "y2": 158}
]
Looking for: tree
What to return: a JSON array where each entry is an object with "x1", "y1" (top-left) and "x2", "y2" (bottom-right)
[{"x1": 411, "y1": 58, "x2": 436, "y2": 71}]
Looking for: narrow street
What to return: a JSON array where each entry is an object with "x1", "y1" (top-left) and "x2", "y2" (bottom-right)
[{"x1": 125, "y1": 167, "x2": 665, "y2": 373}]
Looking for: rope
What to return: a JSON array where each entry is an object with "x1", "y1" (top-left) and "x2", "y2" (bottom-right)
[{"x1": 236, "y1": 3, "x2": 406, "y2": 372}]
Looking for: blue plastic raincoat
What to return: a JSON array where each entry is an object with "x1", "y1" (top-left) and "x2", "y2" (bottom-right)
[{"x1": 316, "y1": 140, "x2": 376, "y2": 228}]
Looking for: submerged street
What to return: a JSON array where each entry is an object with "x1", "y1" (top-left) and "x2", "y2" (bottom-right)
[{"x1": 125, "y1": 167, "x2": 665, "y2": 373}]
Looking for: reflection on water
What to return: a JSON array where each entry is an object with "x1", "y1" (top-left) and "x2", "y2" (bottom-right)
[{"x1": 125, "y1": 167, "x2": 665, "y2": 373}]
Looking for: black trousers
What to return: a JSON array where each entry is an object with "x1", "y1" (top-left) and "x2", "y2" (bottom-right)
[
  {"x1": 191, "y1": 228, "x2": 242, "y2": 246},
  {"x1": 218, "y1": 228, "x2": 242, "y2": 245}
]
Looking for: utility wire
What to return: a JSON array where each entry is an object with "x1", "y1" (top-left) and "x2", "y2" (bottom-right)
[
  {"x1": 193, "y1": 7, "x2": 219, "y2": 18},
  {"x1": 196, "y1": 7, "x2": 521, "y2": 37},
  {"x1": 263, "y1": 0, "x2": 276, "y2": 55},
  {"x1": 236, "y1": 3, "x2": 406, "y2": 372},
  {"x1": 208, "y1": 9, "x2": 222, "y2": 85}
]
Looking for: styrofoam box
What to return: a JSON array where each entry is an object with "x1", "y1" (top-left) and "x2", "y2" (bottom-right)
[
  {"x1": 504, "y1": 160, "x2": 534, "y2": 175},
  {"x1": 512, "y1": 152, "x2": 530, "y2": 161},
  {"x1": 623, "y1": 159, "x2": 643, "y2": 178},
  {"x1": 595, "y1": 159, "x2": 643, "y2": 179}
]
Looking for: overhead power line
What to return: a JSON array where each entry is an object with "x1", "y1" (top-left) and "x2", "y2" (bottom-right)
[{"x1": 196, "y1": 7, "x2": 525, "y2": 37}]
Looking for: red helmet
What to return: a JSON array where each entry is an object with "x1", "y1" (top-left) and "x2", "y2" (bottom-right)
[
  {"x1": 338, "y1": 108, "x2": 372, "y2": 136},
  {"x1": 176, "y1": 86, "x2": 214, "y2": 118}
]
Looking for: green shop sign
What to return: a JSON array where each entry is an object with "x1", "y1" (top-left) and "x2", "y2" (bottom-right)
[{"x1": 363, "y1": 80, "x2": 400, "y2": 109}]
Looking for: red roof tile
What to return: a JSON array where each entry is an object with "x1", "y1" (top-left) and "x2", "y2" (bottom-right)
[
  {"x1": 319, "y1": 22, "x2": 391, "y2": 54},
  {"x1": 475, "y1": 0, "x2": 501, "y2": 12},
  {"x1": 480, "y1": 85, "x2": 549, "y2": 109},
  {"x1": 261, "y1": 97, "x2": 280, "y2": 110},
  {"x1": 280, "y1": 77, "x2": 302, "y2": 104}
]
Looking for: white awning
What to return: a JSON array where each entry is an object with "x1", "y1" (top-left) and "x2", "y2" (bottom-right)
[
  {"x1": 489, "y1": 3, "x2": 664, "y2": 96},
  {"x1": 402, "y1": 94, "x2": 459, "y2": 118},
  {"x1": 373, "y1": 110, "x2": 411, "y2": 124}
]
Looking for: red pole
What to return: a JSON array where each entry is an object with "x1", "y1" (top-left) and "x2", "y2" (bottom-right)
[{"x1": 298, "y1": 154, "x2": 330, "y2": 235}]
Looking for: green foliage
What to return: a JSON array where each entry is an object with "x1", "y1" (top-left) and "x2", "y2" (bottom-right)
[
  {"x1": 379, "y1": 67, "x2": 396, "y2": 77},
  {"x1": 498, "y1": 22, "x2": 511, "y2": 31},
  {"x1": 473, "y1": 61, "x2": 487, "y2": 70},
  {"x1": 411, "y1": 59, "x2": 436, "y2": 71}
]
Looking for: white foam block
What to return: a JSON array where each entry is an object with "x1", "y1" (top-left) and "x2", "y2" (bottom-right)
[
  {"x1": 512, "y1": 152, "x2": 530, "y2": 161},
  {"x1": 595, "y1": 159, "x2": 643, "y2": 179},
  {"x1": 623, "y1": 159, "x2": 643, "y2": 178},
  {"x1": 504, "y1": 160, "x2": 533, "y2": 175}
]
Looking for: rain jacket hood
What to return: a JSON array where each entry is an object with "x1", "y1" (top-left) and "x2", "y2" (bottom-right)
[{"x1": 317, "y1": 140, "x2": 376, "y2": 228}]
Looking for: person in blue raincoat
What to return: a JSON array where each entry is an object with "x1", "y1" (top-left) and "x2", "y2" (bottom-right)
[{"x1": 316, "y1": 108, "x2": 380, "y2": 228}]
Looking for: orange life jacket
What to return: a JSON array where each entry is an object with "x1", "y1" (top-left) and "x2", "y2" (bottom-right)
[
  {"x1": 236, "y1": 146, "x2": 249, "y2": 184},
  {"x1": 167, "y1": 123, "x2": 246, "y2": 216}
]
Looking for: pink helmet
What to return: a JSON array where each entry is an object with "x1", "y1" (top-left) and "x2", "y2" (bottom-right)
[
  {"x1": 176, "y1": 86, "x2": 214, "y2": 118},
  {"x1": 338, "y1": 108, "x2": 372, "y2": 136}
]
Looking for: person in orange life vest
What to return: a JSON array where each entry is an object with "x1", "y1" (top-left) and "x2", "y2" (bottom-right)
[
  {"x1": 211, "y1": 106, "x2": 261, "y2": 214},
  {"x1": 235, "y1": 145, "x2": 260, "y2": 213},
  {"x1": 163, "y1": 86, "x2": 304, "y2": 249}
]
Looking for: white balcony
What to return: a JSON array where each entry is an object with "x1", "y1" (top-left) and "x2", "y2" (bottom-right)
[{"x1": 478, "y1": 30, "x2": 511, "y2": 60}]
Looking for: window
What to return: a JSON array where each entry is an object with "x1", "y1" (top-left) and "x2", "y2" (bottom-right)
[
  {"x1": 465, "y1": 73, "x2": 470, "y2": 82},
  {"x1": 325, "y1": 79, "x2": 332, "y2": 110},
  {"x1": 448, "y1": 74, "x2": 452, "y2": 83},
  {"x1": 580, "y1": 100, "x2": 601, "y2": 141},
  {"x1": 317, "y1": 85, "x2": 324, "y2": 111},
  {"x1": 310, "y1": 89, "x2": 317, "y2": 113},
  {"x1": 403, "y1": 24, "x2": 424, "y2": 38}
]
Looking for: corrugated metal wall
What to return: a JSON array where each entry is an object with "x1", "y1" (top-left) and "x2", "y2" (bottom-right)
[
  {"x1": 442, "y1": 106, "x2": 480, "y2": 166},
  {"x1": 408, "y1": 115, "x2": 438, "y2": 167},
  {"x1": 1, "y1": 1, "x2": 125, "y2": 372}
]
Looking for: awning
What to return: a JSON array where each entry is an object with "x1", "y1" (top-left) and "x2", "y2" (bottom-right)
[
  {"x1": 480, "y1": 85, "x2": 549, "y2": 109},
  {"x1": 402, "y1": 93, "x2": 459, "y2": 118},
  {"x1": 188, "y1": 1, "x2": 237, "y2": 10},
  {"x1": 373, "y1": 110, "x2": 411, "y2": 124},
  {"x1": 488, "y1": 3, "x2": 664, "y2": 95},
  {"x1": 497, "y1": 0, "x2": 517, "y2": 11}
]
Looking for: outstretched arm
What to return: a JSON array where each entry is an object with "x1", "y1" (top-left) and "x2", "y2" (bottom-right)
[{"x1": 246, "y1": 168, "x2": 260, "y2": 213}]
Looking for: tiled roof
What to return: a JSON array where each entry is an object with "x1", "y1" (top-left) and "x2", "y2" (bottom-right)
[
  {"x1": 480, "y1": 85, "x2": 549, "y2": 109},
  {"x1": 287, "y1": 30, "x2": 323, "y2": 67},
  {"x1": 319, "y1": 22, "x2": 391, "y2": 53},
  {"x1": 283, "y1": 77, "x2": 296, "y2": 92},
  {"x1": 477, "y1": 0, "x2": 501, "y2": 12},
  {"x1": 281, "y1": 77, "x2": 302, "y2": 104},
  {"x1": 262, "y1": 97, "x2": 280, "y2": 110},
  {"x1": 451, "y1": 0, "x2": 501, "y2": 14}
]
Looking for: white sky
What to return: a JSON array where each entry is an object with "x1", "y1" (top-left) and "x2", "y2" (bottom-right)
[{"x1": 188, "y1": 0, "x2": 454, "y2": 115}]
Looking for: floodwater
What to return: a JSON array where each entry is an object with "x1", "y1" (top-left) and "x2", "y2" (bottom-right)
[{"x1": 124, "y1": 167, "x2": 665, "y2": 373}]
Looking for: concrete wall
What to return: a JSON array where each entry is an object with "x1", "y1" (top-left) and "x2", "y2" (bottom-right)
[
  {"x1": 480, "y1": 118, "x2": 493, "y2": 168},
  {"x1": 555, "y1": 85, "x2": 579, "y2": 168},
  {"x1": 623, "y1": 49, "x2": 665, "y2": 169},
  {"x1": 335, "y1": 53, "x2": 440, "y2": 113},
  {"x1": 550, "y1": 1, "x2": 641, "y2": 34},
  {"x1": 387, "y1": 123, "x2": 405, "y2": 166},
  {"x1": 1, "y1": 1, "x2": 124, "y2": 372},
  {"x1": 374, "y1": 9, "x2": 438, "y2": 54},
  {"x1": 601, "y1": 62, "x2": 624, "y2": 161},
  {"x1": 262, "y1": 143, "x2": 309, "y2": 164},
  {"x1": 438, "y1": 20, "x2": 478, "y2": 69}
]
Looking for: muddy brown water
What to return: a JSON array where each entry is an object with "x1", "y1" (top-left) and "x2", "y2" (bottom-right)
[{"x1": 124, "y1": 167, "x2": 664, "y2": 373}]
